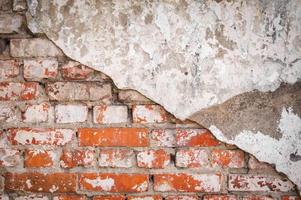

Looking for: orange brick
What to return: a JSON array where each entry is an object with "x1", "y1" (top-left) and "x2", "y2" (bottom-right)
[
  {"x1": 132, "y1": 105, "x2": 170, "y2": 123},
  {"x1": 0, "y1": 82, "x2": 38, "y2": 100},
  {"x1": 212, "y1": 149, "x2": 245, "y2": 168},
  {"x1": 176, "y1": 149, "x2": 209, "y2": 168},
  {"x1": 98, "y1": 149, "x2": 134, "y2": 168},
  {"x1": 165, "y1": 195, "x2": 199, "y2": 200},
  {"x1": 53, "y1": 194, "x2": 87, "y2": 200},
  {"x1": 78, "y1": 128, "x2": 148, "y2": 147},
  {"x1": 5, "y1": 172, "x2": 76, "y2": 193},
  {"x1": 176, "y1": 129, "x2": 220, "y2": 147},
  {"x1": 127, "y1": 195, "x2": 162, "y2": 200},
  {"x1": 137, "y1": 149, "x2": 170, "y2": 169},
  {"x1": 204, "y1": 195, "x2": 238, "y2": 200},
  {"x1": 60, "y1": 149, "x2": 94, "y2": 168},
  {"x1": 154, "y1": 173, "x2": 221, "y2": 192},
  {"x1": 79, "y1": 173, "x2": 148, "y2": 192},
  {"x1": 93, "y1": 196, "x2": 125, "y2": 200},
  {"x1": 25, "y1": 149, "x2": 54, "y2": 167},
  {"x1": 151, "y1": 129, "x2": 176, "y2": 147}
]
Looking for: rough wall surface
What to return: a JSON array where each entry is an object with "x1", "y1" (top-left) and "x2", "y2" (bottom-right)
[{"x1": 25, "y1": 0, "x2": 301, "y2": 194}]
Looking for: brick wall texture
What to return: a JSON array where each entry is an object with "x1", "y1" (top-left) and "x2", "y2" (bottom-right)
[{"x1": 0, "y1": 0, "x2": 300, "y2": 199}]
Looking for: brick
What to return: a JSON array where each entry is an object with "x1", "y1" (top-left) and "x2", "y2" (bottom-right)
[
  {"x1": 93, "y1": 105, "x2": 128, "y2": 124},
  {"x1": 153, "y1": 173, "x2": 221, "y2": 192},
  {"x1": 93, "y1": 196, "x2": 125, "y2": 200},
  {"x1": 53, "y1": 194, "x2": 87, "y2": 200},
  {"x1": 55, "y1": 104, "x2": 88, "y2": 123},
  {"x1": 14, "y1": 195, "x2": 49, "y2": 200},
  {"x1": 79, "y1": 173, "x2": 148, "y2": 192},
  {"x1": 228, "y1": 174, "x2": 295, "y2": 192},
  {"x1": 0, "y1": 60, "x2": 20, "y2": 80},
  {"x1": 128, "y1": 195, "x2": 162, "y2": 200},
  {"x1": 151, "y1": 129, "x2": 176, "y2": 147},
  {"x1": 165, "y1": 195, "x2": 199, "y2": 200},
  {"x1": 282, "y1": 196, "x2": 301, "y2": 200},
  {"x1": 60, "y1": 149, "x2": 94, "y2": 168},
  {"x1": 176, "y1": 129, "x2": 220, "y2": 147},
  {"x1": 0, "y1": 14, "x2": 23, "y2": 34},
  {"x1": 61, "y1": 61, "x2": 94, "y2": 80},
  {"x1": 24, "y1": 59, "x2": 58, "y2": 80},
  {"x1": 0, "y1": 104, "x2": 18, "y2": 122},
  {"x1": 5, "y1": 172, "x2": 76, "y2": 193},
  {"x1": 0, "y1": 82, "x2": 38, "y2": 101},
  {"x1": 118, "y1": 90, "x2": 151, "y2": 103},
  {"x1": 0, "y1": 0, "x2": 11, "y2": 11},
  {"x1": 13, "y1": 0, "x2": 27, "y2": 11},
  {"x1": 243, "y1": 196, "x2": 276, "y2": 200},
  {"x1": 24, "y1": 149, "x2": 55, "y2": 168},
  {"x1": 248, "y1": 156, "x2": 274, "y2": 170},
  {"x1": 46, "y1": 82, "x2": 112, "y2": 101},
  {"x1": 22, "y1": 102, "x2": 50, "y2": 123},
  {"x1": 0, "y1": 194, "x2": 8, "y2": 200},
  {"x1": 212, "y1": 149, "x2": 245, "y2": 168},
  {"x1": 78, "y1": 128, "x2": 149, "y2": 147},
  {"x1": 137, "y1": 149, "x2": 170, "y2": 169},
  {"x1": 98, "y1": 149, "x2": 134, "y2": 168},
  {"x1": 8, "y1": 128, "x2": 74, "y2": 145},
  {"x1": 175, "y1": 149, "x2": 209, "y2": 168},
  {"x1": 10, "y1": 39, "x2": 63, "y2": 57},
  {"x1": 203, "y1": 195, "x2": 238, "y2": 200},
  {"x1": 0, "y1": 148, "x2": 20, "y2": 167},
  {"x1": 132, "y1": 105, "x2": 169, "y2": 123}
]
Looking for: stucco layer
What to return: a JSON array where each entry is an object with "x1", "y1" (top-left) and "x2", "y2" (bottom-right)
[{"x1": 26, "y1": 0, "x2": 301, "y2": 193}]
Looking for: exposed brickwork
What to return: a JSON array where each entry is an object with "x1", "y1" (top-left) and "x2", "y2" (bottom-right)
[{"x1": 0, "y1": 4, "x2": 298, "y2": 199}]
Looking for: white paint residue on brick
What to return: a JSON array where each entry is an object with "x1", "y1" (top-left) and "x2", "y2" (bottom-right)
[
  {"x1": 137, "y1": 151, "x2": 155, "y2": 168},
  {"x1": 193, "y1": 174, "x2": 220, "y2": 192},
  {"x1": 132, "y1": 181, "x2": 148, "y2": 192},
  {"x1": 26, "y1": 179, "x2": 32, "y2": 189},
  {"x1": 84, "y1": 177, "x2": 115, "y2": 191},
  {"x1": 49, "y1": 185, "x2": 59, "y2": 193}
]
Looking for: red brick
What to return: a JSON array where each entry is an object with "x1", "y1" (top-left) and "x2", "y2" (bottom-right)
[
  {"x1": 127, "y1": 195, "x2": 162, "y2": 200},
  {"x1": 0, "y1": 82, "x2": 38, "y2": 100},
  {"x1": 137, "y1": 149, "x2": 170, "y2": 169},
  {"x1": 132, "y1": 105, "x2": 170, "y2": 123},
  {"x1": 24, "y1": 149, "x2": 55, "y2": 168},
  {"x1": 0, "y1": 148, "x2": 20, "y2": 167},
  {"x1": 78, "y1": 128, "x2": 149, "y2": 147},
  {"x1": 53, "y1": 194, "x2": 87, "y2": 200},
  {"x1": 118, "y1": 90, "x2": 151, "y2": 103},
  {"x1": 165, "y1": 195, "x2": 199, "y2": 200},
  {"x1": 60, "y1": 149, "x2": 94, "y2": 168},
  {"x1": 55, "y1": 104, "x2": 88, "y2": 123},
  {"x1": 93, "y1": 196, "x2": 125, "y2": 200},
  {"x1": 203, "y1": 195, "x2": 238, "y2": 200},
  {"x1": 0, "y1": 60, "x2": 20, "y2": 80},
  {"x1": 8, "y1": 128, "x2": 74, "y2": 145},
  {"x1": 248, "y1": 156, "x2": 274, "y2": 170},
  {"x1": 176, "y1": 149, "x2": 209, "y2": 168},
  {"x1": 24, "y1": 59, "x2": 58, "y2": 80},
  {"x1": 22, "y1": 102, "x2": 50, "y2": 123},
  {"x1": 243, "y1": 196, "x2": 276, "y2": 200},
  {"x1": 176, "y1": 129, "x2": 220, "y2": 147},
  {"x1": 79, "y1": 173, "x2": 148, "y2": 192},
  {"x1": 61, "y1": 61, "x2": 94, "y2": 80},
  {"x1": 153, "y1": 173, "x2": 221, "y2": 192},
  {"x1": 98, "y1": 149, "x2": 134, "y2": 168},
  {"x1": 14, "y1": 195, "x2": 49, "y2": 200},
  {"x1": 0, "y1": 104, "x2": 19, "y2": 122},
  {"x1": 5, "y1": 172, "x2": 76, "y2": 193},
  {"x1": 212, "y1": 149, "x2": 245, "y2": 168},
  {"x1": 151, "y1": 129, "x2": 176, "y2": 147},
  {"x1": 93, "y1": 105, "x2": 128, "y2": 124},
  {"x1": 228, "y1": 174, "x2": 295, "y2": 192},
  {"x1": 282, "y1": 196, "x2": 301, "y2": 200}
]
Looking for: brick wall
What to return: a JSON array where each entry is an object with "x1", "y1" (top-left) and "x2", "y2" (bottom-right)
[{"x1": 0, "y1": 0, "x2": 300, "y2": 199}]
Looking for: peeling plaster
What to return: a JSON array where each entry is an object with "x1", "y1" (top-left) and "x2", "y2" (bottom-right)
[{"x1": 26, "y1": 0, "x2": 301, "y2": 192}]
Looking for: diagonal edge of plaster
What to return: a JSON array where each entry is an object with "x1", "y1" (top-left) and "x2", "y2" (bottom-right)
[{"x1": 26, "y1": 0, "x2": 301, "y2": 194}]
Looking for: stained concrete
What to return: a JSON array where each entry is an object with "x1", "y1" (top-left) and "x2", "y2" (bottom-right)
[{"x1": 26, "y1": 0, "x2": 301, "y2": 193}]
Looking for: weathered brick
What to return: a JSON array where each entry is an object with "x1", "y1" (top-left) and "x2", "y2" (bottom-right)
[
  {"x1": 22, "y1": 102, "x2": 50, "y2": 123},
  {"x1": 61, "y1": 61, "x2": 94, "y2": 80},
  {"x1": 0, "y1": 104, "x2": 19, "y2": 122},
  {"x1": 55, "y1": 104, "x2": 88, "y2": 123},
  {"x1": 203, "y1": 195, "x2": 238, "y2": 200},
  {"x1": 53, "y1": 194, "x2": 87, "y2": 200},
  {"x1": 151, "y1": 129, "x2": 176, "y2": 147},
  {"x1": 282, "y1": 196, "x2": 301, "y2": 200},
  {"x1": 0, "y1": 14, "x2": 23, "y2": 34},
  {"x1": 98, "y1": 149, "x2": 134, "y2": 168},
  {"x1": 176, "y1": 149, "x2": 209, "y2": 168},
  {"x1": 0, "y1": 148, "x2": 20, "y2": 167},
  {"x1": 10, "y1": 39, "x2": 63, "y2": 57},
  {"x1": 24, "y1": 149, "x2": 55, "y2": 168},
  {"x1": 0, "y1": 194, "x2": 7, "y2": 200},
  {"x1": 137, "y1": 149, "x2": 170, "y2": 169},
  {"x1": 132, "y1": 105, "x2": 170, "y2": 123},
  {"x1": 60, "y1": 149, "x2": 94, "y2": 168},
  {"x1": 228, "y1": 174, "x2": 295, "y2": 192},
  {"x1": 79, "y1": 173, "x2": 148, "y2": 192},
  {"x1": 8, "y1": 128, "x2": 74, "y2": 145},
  {"x1": 13, "y1": 0, "x2": 27, "y2": 11},
  {"x1": 0, "y1": 0, "x2": 11, "y2": 11},
  {"x1": 78, "y1": 128, "x2": 149, "y2": 147},
  {"x1": 46, "y1": 82, "x2": 112, "y2": 101},
  {"x1": 14, "y1": 195, "x2": 49, "y2": 200},
  {"x1": 248, "y1": 156, "x2": 274, "y2": 170},
  {"x1": 5, "y1": 172, "x2": 77, "y2": 193},
  {"x1": 127, "y1": 195, "x2": 162, "y2": 200},
  {"x1": 0, "y1": 60, "x2": 20, "y2": 80},
  {"x1": 212, "y1": 150, "x2": 245, "y2": 168},
  {"x1": 176, "y1": 129, "x2": 220, "y2": 147},
  {"x1": 0, "y1": 82, "x2": 38, "y2": 101},
  {"x1": 93, "y1": 105, "x2": 128, "y2": 124},
  {"x1": 243, "y1": 196, "x2": 276, "y2": 200},
  {"x1": 165, "y1": 195, "x2": 199, "y2": 200},
  {"x1": 24, "y1": 59, "x2": 58, "y2": 80},
  {"x1": 154, "y1": 173, "x2": 221, "y2": 192},
  {"x1": 93, "y1": 196, "x2": 125, "y2": 200},
  {"x1": 118, "y1": 90, "x2": 151, "y2": 103}
]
